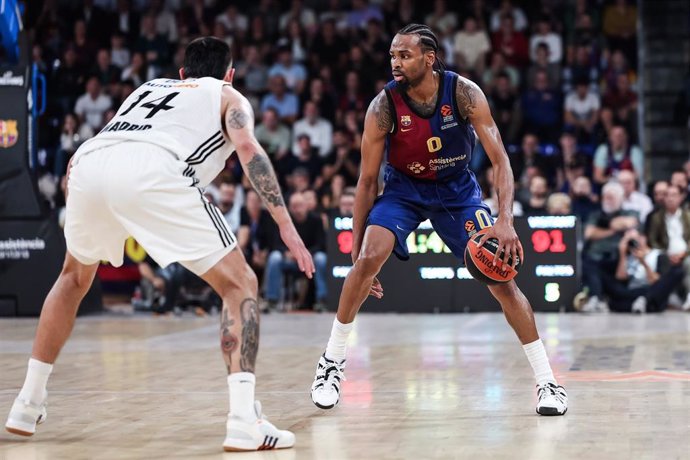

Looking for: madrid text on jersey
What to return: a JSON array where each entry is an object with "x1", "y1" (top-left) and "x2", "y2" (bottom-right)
[{"x1": 99, "y1": 121, "x2": 152, "y2": 133}]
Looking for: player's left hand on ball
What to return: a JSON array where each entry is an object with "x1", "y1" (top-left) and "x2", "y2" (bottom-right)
[
  {"x1": 279, "y1": 225, "x2": 315, "y2": 279},
  {"x1": 477, "y1": 220, "x2": 523, "y2": 268},
  {"x1": 369, "y1": 277, "x2": 383, "y2": 299}
]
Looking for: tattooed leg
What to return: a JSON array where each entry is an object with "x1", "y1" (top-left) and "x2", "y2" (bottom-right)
[
  {"x1": 239, "y1": 298, "x2": 260, "y2": 373},
  {"x1": 201, "y1": 249, "x2": 260, "y2": 375},
  {"x1": 220, "y1": 308, "x2": 239, "y2": 373}
]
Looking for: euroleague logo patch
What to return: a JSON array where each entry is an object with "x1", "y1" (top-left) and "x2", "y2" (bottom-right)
[
  {"x1": 465, "y1": 220, "x2": 477, "y2": 236},
  {"x1": 440, "y1": 104, "x2": 455, "y2": 126}
]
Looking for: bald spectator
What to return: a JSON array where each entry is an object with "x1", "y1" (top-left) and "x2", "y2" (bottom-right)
[
  {"x1": 619, "y1": 170, "x2": 653, "y2": 224},
  {"x1": 580, "y1": 181, "x2": 640, "y2": 312}
]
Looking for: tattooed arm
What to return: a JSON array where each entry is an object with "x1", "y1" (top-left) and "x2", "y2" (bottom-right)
[
  {"x1": 222, "y1": 86, "x2": 315, "y2": 277},
  {"x1": 352, "y1": 90, "x2": 391, "y2": 263},
  {"x1": 456, "y1": 76, "x2": 524, "y2": 266}
]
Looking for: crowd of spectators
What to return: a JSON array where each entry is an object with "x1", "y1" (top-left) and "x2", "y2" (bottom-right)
[{"x1": 24, "y1": 0, "x2": 657, "y2": 313}]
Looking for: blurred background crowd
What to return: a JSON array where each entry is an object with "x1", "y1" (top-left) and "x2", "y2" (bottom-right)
[{"x1": 23, "y1": 0, "x2": 689, "y2": 316}]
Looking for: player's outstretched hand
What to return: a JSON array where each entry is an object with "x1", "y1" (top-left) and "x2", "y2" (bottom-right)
[
  {"x1": 369, "y1": 276, "x2": 383, "y2": 299},
  {"x1": 476, "y1": 220, "x2": 523, "y2": 268},
  {"x1": 279, "y1": 225, "x2": 316, "y2": 279}
]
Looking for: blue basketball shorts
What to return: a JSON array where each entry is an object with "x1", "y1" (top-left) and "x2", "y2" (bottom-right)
[{"x1": 366, "y1": 166, "x2": 493, "y2": 261}]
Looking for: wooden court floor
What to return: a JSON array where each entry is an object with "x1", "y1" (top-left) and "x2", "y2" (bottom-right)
[{"x1": 1, "y1": 312, "x2": 689, "y2": 460}]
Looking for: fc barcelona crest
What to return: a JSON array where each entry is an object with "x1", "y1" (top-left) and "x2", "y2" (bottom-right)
[
  {"x1": 0, "y1": 119, "x2": 18, "y2": 148},
  {"x1": 400, "y1": 115, "x2": 412, "y2": 127}
]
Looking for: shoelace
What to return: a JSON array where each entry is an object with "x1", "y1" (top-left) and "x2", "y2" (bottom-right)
[{"x1": 540, "y1": 384, "x2": 566, "y2": 403}]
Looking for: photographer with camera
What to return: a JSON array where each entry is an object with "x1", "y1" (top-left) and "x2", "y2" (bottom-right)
[{"x1": 607, "y1": 230, "x2": 684, "y2": 313}]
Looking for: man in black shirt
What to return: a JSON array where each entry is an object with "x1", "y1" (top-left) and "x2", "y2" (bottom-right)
[{"x1": 265, "y1": 192, "x2": 327, "y2": 309}]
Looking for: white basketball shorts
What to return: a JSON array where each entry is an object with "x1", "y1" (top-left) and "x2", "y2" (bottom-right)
[{"x1": 64, "y1": 141, "x2": 236, "y2": 275}]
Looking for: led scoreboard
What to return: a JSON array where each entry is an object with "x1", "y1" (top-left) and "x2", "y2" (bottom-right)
[{"x1": 327, "y1": 216, "x2": 580, "y2": 312}]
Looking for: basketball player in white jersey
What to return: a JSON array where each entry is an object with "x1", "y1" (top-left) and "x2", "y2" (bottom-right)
[{"x1": 5, "y1": 37, "x2": 313, "y2": 452}]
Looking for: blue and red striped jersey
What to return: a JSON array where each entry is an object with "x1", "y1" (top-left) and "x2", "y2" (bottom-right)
[{"x1": 384, "y1": 71, "x2": 476, "y2": 181}]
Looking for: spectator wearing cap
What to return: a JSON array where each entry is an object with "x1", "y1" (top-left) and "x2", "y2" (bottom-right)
[
  {"x1": 564, "y1": 78, "x2": 600, "y2": 142},
  {"x1": 261, "y1": 75, "x2": 300, "y2": 124},
  {"x1": 269, "y1": 42, "x2": 307, "y2": 94},
  {"x1": 292, "y1": 101, "x2": 333, "y2": 158},
  {"x1": 593, "y1": 125, "x2": 643, "y2": 186}
]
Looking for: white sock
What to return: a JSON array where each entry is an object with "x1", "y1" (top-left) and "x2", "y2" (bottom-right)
[
  {"x1": 522, "y1": 339, "x2": 556, "y2": 386},
  {"x1": 228, "y1": 372, "x2": 256, "y2": 420},
  {"x1": 324, "y1": 318, "x2": 353, "y2": 362},
  {"x1": 18, "y1": 358, "x2": 53, "y2": 405}
]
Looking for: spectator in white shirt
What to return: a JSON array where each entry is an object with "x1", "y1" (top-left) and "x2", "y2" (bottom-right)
[
  {"x1": 453, "y1": 16, "x2": 491, "y2": 74},
  {"x1": 74, "y1": 76, "x2": 112, "y2": 131},
  {"x1": 619, "y1": 169, "x2": 653, "y2": 224},
  {"x1": 292, "y1": 101, "x2": 333, "y2": 158},
  {"x1": 564, "y1": 78, "x2": 600, "y2": 141},
  {"x1": 530, "y1": 18, "x2": 562, "y2": 63}
]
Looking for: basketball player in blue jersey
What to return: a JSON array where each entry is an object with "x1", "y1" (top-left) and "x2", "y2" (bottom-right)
[{"x1": 310, "y1": 24, "x2": 568, "y2": 416}]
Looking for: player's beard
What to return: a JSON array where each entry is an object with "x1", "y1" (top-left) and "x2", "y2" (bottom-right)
[{"x1": 397, "y1": 70, "x2": 425, "y2": 91}]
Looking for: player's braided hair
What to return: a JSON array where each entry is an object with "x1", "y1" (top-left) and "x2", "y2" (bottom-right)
[{"x1": 397, "y1": 24, "x2": 446, "y2": 72}]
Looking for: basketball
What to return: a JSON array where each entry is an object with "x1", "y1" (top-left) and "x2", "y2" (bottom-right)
[{"x1": 464, "y1": 228, "x2": 521, "y2": 284}]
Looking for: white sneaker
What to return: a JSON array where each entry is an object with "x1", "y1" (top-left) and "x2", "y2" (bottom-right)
[
  {"x1": 536, "y1": 382, "x2": 568, "y2": 416},
  {"x1": 223, "y1": 400, "x2": 295, "y2": 452},
  {"x1": 631, "y1": 296, "x2": 647, "y2": 314},
  {"x1": 682, "y1": 294, "x2": 690, "y2": 312},
  {"x1": 577, "y1": 295, "x2": 606, "y2": 313},
  {"x1": 310, "y1": 353, "x2": 346, "y2": 409},
  {"x1": 5, "y1": 397, "x2": 47, "y2": 436},
  {"x1": 668, "y1": 292, "x2": 683, "y2": 309}
]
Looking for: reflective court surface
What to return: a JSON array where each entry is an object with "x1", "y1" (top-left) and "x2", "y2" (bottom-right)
[{"x1": 1, "y1": 312, "x2": 690, "y2": 460}]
